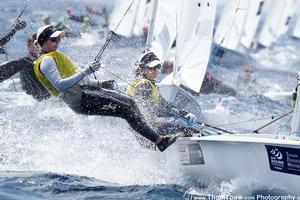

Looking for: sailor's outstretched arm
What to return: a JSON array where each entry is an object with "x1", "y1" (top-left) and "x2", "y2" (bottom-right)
[
  {"x1": 0, "y1": 20, "x2": 26, "y2": 46},
  {"x1": 0, "y1": 58, "x2": 25, "y2": 82},
  {"x1": 0, "y1": 29, "x2": 17, "y2": 46}
]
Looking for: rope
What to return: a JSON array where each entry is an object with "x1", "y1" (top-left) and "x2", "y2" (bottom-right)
[
  {"x1": 253, "y1": 110, "x2": 293, "y2": 134},
  {"x1": 275, "y1": 114, "x2": 293, "y2": 137},
  {"x1": 91, "y1": 0, "x2": 135, "y2": 79},
  {"x1": 214, "y1": 112, "x2": 293, "y2": 127},
  {"x1": 94, "y1": 0, "x2": 135, "y2": 61}
]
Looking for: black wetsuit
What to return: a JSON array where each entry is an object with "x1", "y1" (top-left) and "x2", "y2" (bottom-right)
[
  {"x1": 61, "y1": 87, "x2": 160, "y2": 143},
  {"x1": 0, "y1": 56, "x2": 50, "y2": 101},
  {"x1": 0, "y1": 29, "x2": 16, "y2": 47}
]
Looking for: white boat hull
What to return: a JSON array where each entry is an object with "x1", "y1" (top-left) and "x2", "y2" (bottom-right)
[{"x1": 166, "y1": 134, "x2": 300, "y2": 194}]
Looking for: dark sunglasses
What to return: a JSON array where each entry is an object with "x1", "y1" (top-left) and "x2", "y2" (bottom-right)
[
  {"x1": 149, "y1": 64, "x2": 161, "y2": 70},
  {"x1": 49, "y1": 37, "x2": 61, "y2": 43}
]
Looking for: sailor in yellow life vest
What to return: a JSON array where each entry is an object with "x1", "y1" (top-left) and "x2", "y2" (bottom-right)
[
  {"x1": 127, "y1": 52, "x2": 199, "y2": 135},
  {"x1": 33, "y1": 25, "x2": 176, "y2": 152}
]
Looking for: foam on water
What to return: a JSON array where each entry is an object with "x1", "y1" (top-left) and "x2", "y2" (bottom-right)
[
  {"x1": 1, "y1": 0, "x2": 300, "y2": 198},
  {"x1": 0, "y1": 91, "x2": 171, "y2": 186}
]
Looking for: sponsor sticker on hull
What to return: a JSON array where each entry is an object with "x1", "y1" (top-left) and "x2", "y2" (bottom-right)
[
  {"x1": 265, "y1": 145, "x2": 300, "y2": 176},
  {"x1": 178, "y1": 143, "x2": 205, "y2": 165}
]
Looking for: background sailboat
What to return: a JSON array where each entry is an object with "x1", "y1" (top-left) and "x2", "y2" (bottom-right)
[
  {"x1": 240, "y1": 0, "x2": 265, "y2": 49},
  {"x1": 257, "y1": 0, "x2": 296, "y2": 48},
  {"x1": 109, "y1": 0, "x2": 152, "y2": 38},
  {"x1": 166, "y1": 71, "x2": 300, "y2": 194},
  {"x1": 211, "y1": 0, "x2": 255, "y2": 68}
]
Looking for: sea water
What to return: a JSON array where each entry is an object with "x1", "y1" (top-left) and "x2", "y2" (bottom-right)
[{"x1": 0, "y1": 0, "x2": 300, "y2": 199}]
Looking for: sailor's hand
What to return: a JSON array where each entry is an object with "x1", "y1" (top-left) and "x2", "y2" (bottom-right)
[
  {"x1": 13, "y1": 20, "x2": 27, "y2": 31},
  {"x1": 83, "y1": 61, "x2": 101, "y2": 76},
  {"x1": 185, "y1": 112, "x2": 198, "y2": 125}
]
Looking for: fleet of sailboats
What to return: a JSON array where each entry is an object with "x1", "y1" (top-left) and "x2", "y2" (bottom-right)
[{"x1": 109, "y1": 0, "x2": 300, "y2": 194}]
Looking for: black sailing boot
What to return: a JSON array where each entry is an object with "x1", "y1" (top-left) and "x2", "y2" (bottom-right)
[{"x1": 156, "y1": 135, "x2": 177, "y2": 152}]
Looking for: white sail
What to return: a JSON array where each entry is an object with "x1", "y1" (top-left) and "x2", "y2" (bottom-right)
[
  {"x1": 257, "y1": 0, "x2": 296, "y2": 47},
  {"x1": 109, "y1": 0, "x2": 139, "y2": 37},
  {"x1": 173, "y1": 0, "x2": 216, "y2": 93},
  {"x1": 291, "y1": 1, "x2": 300, "y2": 39},
  {"x1": 240, "y1": 0, "x2": 265, "y2": 48},
  {"x1": 214, "y1": 0, "x2": 249, "y2": 51},
  {"x1": 147, "y1": 0, "x2": 177, "y2": 61},
  {"x1": 133, "y1": 0, "x2": 153, "y2": 36}
]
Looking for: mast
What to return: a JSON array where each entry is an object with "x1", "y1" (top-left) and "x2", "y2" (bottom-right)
[{"x1": 291, "y1": 72, "x2": 300, "y2": 136}]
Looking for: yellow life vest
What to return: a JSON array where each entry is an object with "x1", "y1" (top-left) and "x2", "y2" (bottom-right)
[
  {"x1": 34, "y1": 51, "x2": 78, "y2": 96},
  {"x1": 126, "y1": 77, "x2": 160, "y2": 103}
]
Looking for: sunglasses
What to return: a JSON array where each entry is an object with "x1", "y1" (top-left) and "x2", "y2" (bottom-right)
[
  {"x1": 149, "y1": 65, "x2": 161, "y2": 70},
  {"x1": 49, "y1": 37, "x2": 61, "y2": 43}
]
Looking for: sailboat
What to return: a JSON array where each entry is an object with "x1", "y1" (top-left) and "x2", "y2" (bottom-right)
[
  {"x1": 211, "y1": 0, "x2": 258, "y2": 67},
  {"x1": 257, "y1": 0, "x2": 296, "y2": 48},
  {"x1": 153, "y1": 0, "x2": 300, "y2": 194},
  {"x1": 144, "y1": 0, "x2": 216, "y2": 118},
  {"x1": 240, "y1": 0, "x2": 265, "y2": 49},
  {"x1": 109, "y1": 0, "x2": 152, "y2": 38},
  {"x1": 165, "y1": 78, "x2": 300, "y2": 194}
]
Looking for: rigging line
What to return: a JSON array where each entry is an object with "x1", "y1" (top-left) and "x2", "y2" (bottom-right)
[
  {"x1": 218, "y1": 0, "x2": 248, "y2": 66},
  {"x1": 92, "y1": 0, "x2": 135, "y2": 79},
  {"x1": 15, "y1": 3, "x2": 27, "y2": 23},
  {"x1": 214, "y1": 111, "x2": 294, "y2": 127},
  {"x1": 219, "y1": 0, "x2": 248, "y2": 46},
  {"x1": 94, "y1": 0, "x2": 135, "y2": 62},
  {"x1": 275, "y1": 114, "x2": 293, "y2": 136},
  {"x1": 253, "y1": 110, "x2": 293, "y2": 134},
  {"x1": 99, "y1": 65, "x2": 135, "y2": 88}
]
